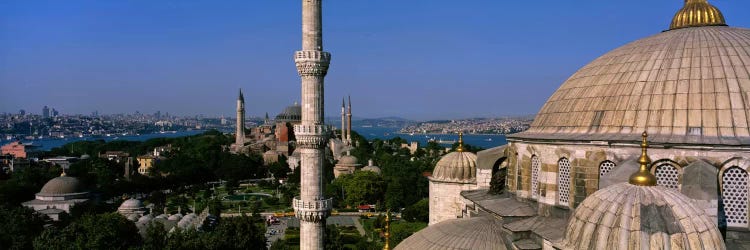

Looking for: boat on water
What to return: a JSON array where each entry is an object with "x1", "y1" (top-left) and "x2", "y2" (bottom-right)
[
  {"x1": 437, "y1": 139, "x2": 457, "y2": 144},
  {"x1": 361, "y1": 125, "x2": 373, "y2": 128},
  {"x1": 484, "y1": 138, "x2": 493, "y2": 142}
]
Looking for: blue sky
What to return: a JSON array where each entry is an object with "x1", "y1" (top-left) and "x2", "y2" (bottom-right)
[{"x1": 1, "y1": 0, "x2": 749, "y2": 120}]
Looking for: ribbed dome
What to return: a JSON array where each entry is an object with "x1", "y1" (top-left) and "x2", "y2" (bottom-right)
[
  {"x1": 670, "y1": 0, "x2": 726, "y2": 30},
  {"x1": 561, "y1": 183, "x2": 725, "y2": 249},
  {"x1": 275, "y1": 103, "x2": 301, "y2": 122},
  {"x1": 362, "y1": 160, "x2": 381, "y2": 174},
  {"x1": 39, "y1": 176, "x2": 85, "y2": 195},
  {"x1": 127, "y1": 214, "x2": 140, "y2": 221},
  {"x1": 515, "y1": 26, "x2": 750, "y2": 145},
  {"x1": 119, "y1": 198, "x2": 144, "y2": 210},
  {"x1": 431, "y1": 151, "x2": 477, "y2": 183},
  {"x1": 395, "y1": 216, "x2": 507, "y2": 250}
]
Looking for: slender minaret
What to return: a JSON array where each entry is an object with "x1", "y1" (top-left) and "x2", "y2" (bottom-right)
[
  {"x1": 235, "y1": 89, "x2": 245, "y2": 147},
  {"x1": 341, "y1": 98, "x2": 347, "y2": 140},
  {"x1": 293, "y1": 0, "x2": 332, "y2": 249},
  {"x1": 346, "y1": 95, "x2": 352, "y2": 144}
]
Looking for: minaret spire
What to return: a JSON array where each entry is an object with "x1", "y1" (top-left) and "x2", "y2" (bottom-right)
[
  {"x1": 234, "y1": 88, "x2": 246, "y2": 149},
  {"x1": 341, "y1": 97, "x2": 347, "y2": 141},
  {"x1": 293, "y1": 0, "x2": 332, "y2": 249},
  {"x1": 346, "y1": 95, "x2": 352, "y2": 144}
]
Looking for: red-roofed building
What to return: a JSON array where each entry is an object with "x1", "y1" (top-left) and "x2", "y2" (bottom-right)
[{"x1": 1, "y1": 141, "x2": 27, "y2": 158}]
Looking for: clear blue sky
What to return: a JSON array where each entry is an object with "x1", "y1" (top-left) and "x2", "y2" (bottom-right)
[{"x1": 1, "y1": 0, "x2": 749, "y2": 120}]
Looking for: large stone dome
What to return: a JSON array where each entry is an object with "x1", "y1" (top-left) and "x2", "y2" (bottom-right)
[
  {"x1": 275, "y1": 103, "x2": 301, "y2": 122},
  {"x1": 119, "y1": 198, "x2": 144, "y2": 210},
  {"x1": 39, "y1": 176, "x2": 85, "y2": 195},
  {"x1": 514, "y1": 25, "x2": 750, "y2": 145},
  {"x1": 431, "y1": 150, "x2": 477, "y2": 183},
  {"x1": 561, "y1": 183, "x2": 724, "y2": 249}
]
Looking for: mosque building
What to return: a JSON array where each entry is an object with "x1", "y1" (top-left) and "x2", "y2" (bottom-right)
[
  {"x1": 398, "y1": 0, "x2": 750, "y2": 249},
  {"x1": 22, "y1": 172, "x2": 90, "y2": 221}
]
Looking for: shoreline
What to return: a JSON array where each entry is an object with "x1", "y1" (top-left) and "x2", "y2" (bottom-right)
[{"x1": 393, "y1": 132, "x2": 510, "y2": 136}]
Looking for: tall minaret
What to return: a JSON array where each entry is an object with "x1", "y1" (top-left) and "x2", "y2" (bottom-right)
[
  {"x1": 293, "y1": 0, "x2": 332, "y2": 249},
  {"x1": 235, "y1": 89, "x2": 245, "y2": 147},
  {"x1": 341, "y1": 98, "x2": 347, "y2": 140},
  {"x1": 346, "y1": 95, "x2": 352, "y2": 144}
]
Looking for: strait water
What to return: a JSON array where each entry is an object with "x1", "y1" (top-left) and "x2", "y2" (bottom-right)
[
  {"x1": 354, "y1": 126, "x2": 507, "y2": 149},
  {"x1": 5, "y1": 130, "x2": 206, "y2": 151}
]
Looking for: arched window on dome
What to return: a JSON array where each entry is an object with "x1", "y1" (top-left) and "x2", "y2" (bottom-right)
[
  {"x1": 722, "y1": 166, "x2": 749, "y2": 228},
  {"x1": 653, "y1": 162, "x2": 682, "y2": 190},
  {"x1": 558, "y1": 158, "x2": 572, "y2": 206},
  {"x1": 599, "y1": 160, "x2": 616, "y2": 177},
  {"x1": 531, "y1": 155, "x2": 540, "y2": 199}
]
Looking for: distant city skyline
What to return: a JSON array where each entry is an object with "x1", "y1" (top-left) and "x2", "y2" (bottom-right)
[{"x1": 2, "y1": 1, "x2": 750, "y2": 120}]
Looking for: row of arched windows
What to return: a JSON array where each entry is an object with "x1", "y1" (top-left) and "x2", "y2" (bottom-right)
[
  {"x1": 597, "y1": 160, "x2": 749, "y2": 228},
  {"x1": 529, "y1": 155, "x2": 572, "y2": 207},
  {"x1": 528, "y1": 156, "x2": 750, "y2": 228}
]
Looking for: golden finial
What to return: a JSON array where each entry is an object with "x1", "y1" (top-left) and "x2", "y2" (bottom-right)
[
  {"x1": 60, "y1": 168, "x2": 67, "y2": 177},
  {"x1": 629, "y1": 132, "x2": 657, "y2": 186},
  {"x1": 456, "y1": 132, "x2": 464, "y2": 152},
  {"x1": 383, "y1": 210, "x2": 391, "y2": 250},
  {"x1": 670, "y1": 0, "x2": 726, "y2": 30}
]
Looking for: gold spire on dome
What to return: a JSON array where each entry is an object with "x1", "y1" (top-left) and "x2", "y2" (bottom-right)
[
  {"x1": 457, "y1": 132, "x2": 465, "y2": 152},
  {"x1": 669, "y1": 0, "x2": 727, "y2": 30},
  {"x1": 629, "y1": 132, "x2": 657, "y2": 186},
  {"x1": 383, "y1": 210, "x2": 391, "y2": 250},
  {"x1": 60, "y1": 168, "x2": 67, "y2": 177}
]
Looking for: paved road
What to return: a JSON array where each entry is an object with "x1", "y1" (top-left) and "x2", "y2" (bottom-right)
[{"x1": 265, "y1": 218, "x2": 289, "y2": 248}]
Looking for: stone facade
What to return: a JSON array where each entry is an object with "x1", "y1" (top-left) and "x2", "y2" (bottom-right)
[
  {"x1": 428, "y1": 179, "x2": 478, "y2": 225},
  {"x1": 293, "y1": 0, "x2": 331, "y2": 249}
]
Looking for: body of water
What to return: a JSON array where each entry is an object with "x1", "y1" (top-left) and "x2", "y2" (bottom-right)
[
  {"x1": 4, "y1": 130, "x2": 206, "y2": 151},
  {"x1": 354, "y1": 126, "x2": 507, "y2": 149}
]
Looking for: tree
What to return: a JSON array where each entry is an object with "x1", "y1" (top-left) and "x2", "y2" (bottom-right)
[
  {"x1": 329, "y1": 171, "x2": 385, "y2": 208},
  {"x1": 143, "y1": 221, "x2": 168, "y2": 250},
  {"x1": 33, "y1": 213, "x2": 141, "y2": 249},
  {"x1": 401, "y1": 199, "x2": 429, "y2": 223},
  {"x1": 0, "y1": 206, "x2": 47, "y2": 249}
]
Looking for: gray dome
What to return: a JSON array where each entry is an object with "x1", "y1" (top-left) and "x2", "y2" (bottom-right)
[
  {"x1": 39, "y1": 176, "x2": 85, "y2": 195},
  {"x1": 338, "y1": 155, "x2": 359, "y2": 166},
  {"x1": 119, "y1": 198, "x2": 144, "y2": 210},
  {"x1": 513, "y1": 26, "x2": 750, "y2": 145},
  {"x1": 561, "y1": 183, "x2": 725, "y2": 249},
  {"x1": 137, "y1": 214, "x2": 153, "y2": 224},
  {"x1": 168, "y1": 214, "x2": 183, "y2": 221},
  {"x1": 275, "y1": 103, "x2": 301, "y2": 122},
  {"x1": 362, "y1": 159, "x2": 381, "y2": 174},
  {"x1": 395, "y1": 216, "x2": 507, "y2": 250},
  {"x1": 431, "y1": 151, "x2": 477, "y2": 183}
]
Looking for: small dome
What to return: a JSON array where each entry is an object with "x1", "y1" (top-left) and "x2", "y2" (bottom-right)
[
  {"x1": 670, "y1": 0, "x2": 726, "y2": 30},
  {"x1": 431, "y1": 151, "x2": 477, "y2": 183},
  {"x1": 361, "y1": 159, "x2": 381, "y2": 174},
  {"x1": 561, "y1": 183, "x2": 725, "y2": 249},
  {"x1": 137, "y1": 214, "x2": 154, "y2": 224},
  {"x1": 395, "y1": 216, "x2": 507, "y2": 250},
  {"x1": 275, "y1": 103, "x2": 302, "y2": 122},
  {"x1": 119, "y1": 198, "x2": 144, "y2": 210},
  {"x1": 168, "y1": 214, "x2": 183, "y2": 221},
  {"x1": 155, "y1": 214, "x2": 168, "y2": 219},
  {"x1": 264, "y1": 150, "x2": 277, "y2": 155},
  {"x1": 338, "y1": 155, "x2": 359, "y2": 166},
  {"x1": 39, "y1": 176, "x2": 85, "y2": 195}
]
